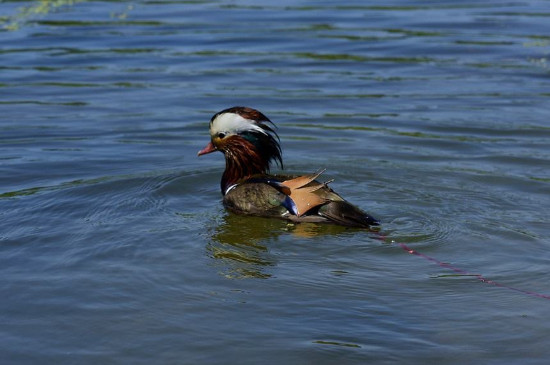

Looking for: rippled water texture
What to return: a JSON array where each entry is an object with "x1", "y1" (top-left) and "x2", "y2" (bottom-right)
[{"x1": 1, "y1": 1, "x2": 550, "y2": 364}]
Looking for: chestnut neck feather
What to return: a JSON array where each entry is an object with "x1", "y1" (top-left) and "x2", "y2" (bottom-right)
[{"x1": 221, "y1": 132, "x2": 283, "y2": 194}]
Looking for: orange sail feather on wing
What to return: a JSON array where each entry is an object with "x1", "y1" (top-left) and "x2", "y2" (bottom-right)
[{"x1": 281, "y1": 169, "x2": 331, "y2": 216}]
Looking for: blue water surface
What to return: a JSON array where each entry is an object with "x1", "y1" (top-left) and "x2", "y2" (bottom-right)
[{"x1": 1, "y1": 1, "x2": 550, "y2": 364}]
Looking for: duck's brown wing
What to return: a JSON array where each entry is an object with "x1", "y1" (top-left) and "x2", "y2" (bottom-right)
[
  {"x1": 281, "y1": 169, "x2": 341, "y2": 216},
  {"x1": 223, "y1": 182, "x2": 288, "y2": 217},
  {"x1": 223, "y1": 172, "x2": 379, "y2": 228},
  {"x1": 317, "y1": 200, "x2": 379, "y2": 228},
  {"x1": 282, "y1": 170, "x2": 379, "y2": 227}
]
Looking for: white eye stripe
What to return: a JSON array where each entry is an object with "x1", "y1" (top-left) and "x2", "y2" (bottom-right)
[{"x1": 210, "y1": 113, "x2": 267, "y2": 136}]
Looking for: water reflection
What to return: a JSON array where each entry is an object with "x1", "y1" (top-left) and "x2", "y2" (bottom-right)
[
  {"x1": 2, "y1": 0, "x2": 84, "y2": 31},
  {"x1": 207, "y1": 212, "x2": 353, "y2": 279}
]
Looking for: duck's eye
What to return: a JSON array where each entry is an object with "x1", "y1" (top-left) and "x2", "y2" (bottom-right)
[{"x1": 217, "y1": 132, "x2": 226, "y2": 139}]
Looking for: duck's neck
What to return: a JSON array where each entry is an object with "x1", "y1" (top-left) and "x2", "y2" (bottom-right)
[{"x1": 221, "y1": 140, "x2": 270, "y2": 194}]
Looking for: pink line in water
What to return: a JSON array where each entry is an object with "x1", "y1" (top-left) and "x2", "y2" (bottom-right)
[{"x1": 392, "y1": 240, "x2": 550, "y2": 301}]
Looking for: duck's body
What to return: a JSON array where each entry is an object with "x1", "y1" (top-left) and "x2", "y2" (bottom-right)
[{"x1": 198, "y1": 106, "x2": 378, "y2": 228}]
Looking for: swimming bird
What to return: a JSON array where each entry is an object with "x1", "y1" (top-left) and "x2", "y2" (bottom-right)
[{"x1": 197, "y1": 106, "x2": 379, "y2": 228}]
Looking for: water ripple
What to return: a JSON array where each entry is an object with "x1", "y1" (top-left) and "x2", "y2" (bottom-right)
[{"x1": 2, "y1": 1, "x2": 550, "y2": 363}]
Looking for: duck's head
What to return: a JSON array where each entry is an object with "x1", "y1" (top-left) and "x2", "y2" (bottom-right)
[{"x1": 198, "y1": 106, "x2": 283, "y2": 193}]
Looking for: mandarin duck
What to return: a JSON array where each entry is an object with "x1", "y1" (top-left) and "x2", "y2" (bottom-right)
[{"x1": 198, "y1": 106, "x2": 379, "y2": 228}]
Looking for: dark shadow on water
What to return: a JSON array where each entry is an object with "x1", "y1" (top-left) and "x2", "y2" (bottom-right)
[{"x1": 206, "y1": 212, "x2": 356, "y2": 279}]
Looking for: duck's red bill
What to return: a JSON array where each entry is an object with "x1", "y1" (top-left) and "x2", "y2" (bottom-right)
[{"x1": 197, "y1": 141, "x2": 216, "y2": 156}]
